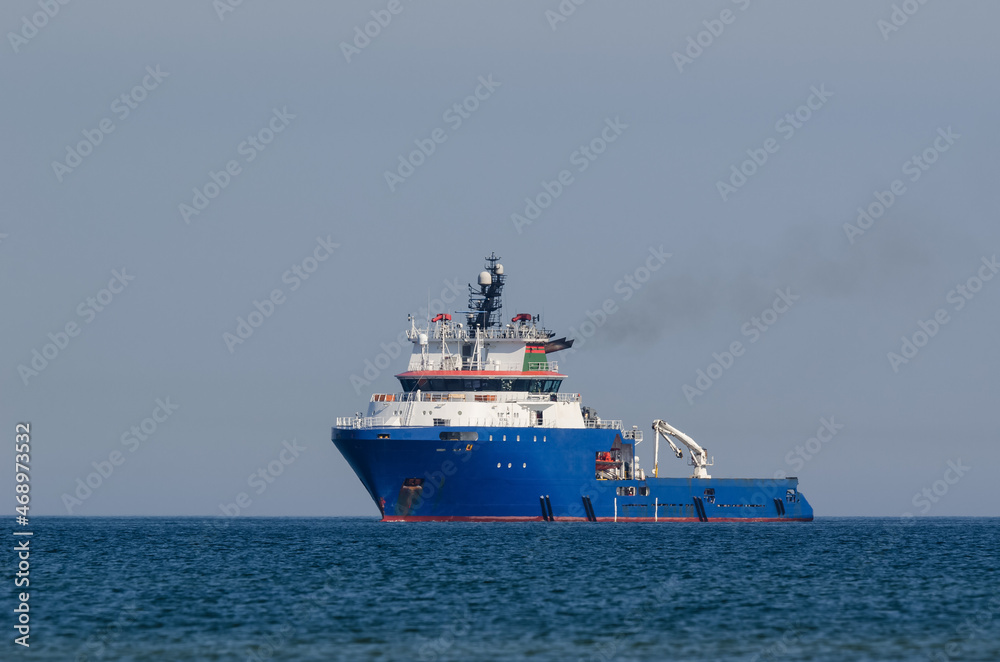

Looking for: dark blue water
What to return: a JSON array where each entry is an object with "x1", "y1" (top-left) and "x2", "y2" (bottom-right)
[{"x1": 6, "y1": 518, "x2": 998, "y2": 661}]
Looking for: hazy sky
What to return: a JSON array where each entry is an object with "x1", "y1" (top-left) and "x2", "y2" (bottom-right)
[{"x1": 3, "y1": 1, "x2": 998, "y2": 517}]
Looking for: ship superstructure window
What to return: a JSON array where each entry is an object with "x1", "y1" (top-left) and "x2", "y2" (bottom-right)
[
  {"x1": 398, "y1": 378, "x2": 562, "y2": 393},
  {"x1": 440, "y1": 431, "x2": 478, "y2": 441}
]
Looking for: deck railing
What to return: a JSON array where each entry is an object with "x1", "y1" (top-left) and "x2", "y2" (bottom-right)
[
  {"x1": 335, "y1": 416, "x2": 613, "y2": 430},
  {"x1": 368, "y1": 391, "x2": 582, "y2": 404},
  {"x1": 407, "y1": 359, "x2": 560, "y2": 373},
  {"x1": 408, "y1": 326, "x2": 554, "y2": 342},
  {"x1": 335, "y1": 416, "x2": 387, "y2": 429},
  {"x1": 584, "y1": 419, "x2": 624, "y2": 430}
]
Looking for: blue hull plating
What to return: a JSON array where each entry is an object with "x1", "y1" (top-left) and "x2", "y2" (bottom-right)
[{"x1": 333, "y1": 426, "x2": 813, "y2": 522}]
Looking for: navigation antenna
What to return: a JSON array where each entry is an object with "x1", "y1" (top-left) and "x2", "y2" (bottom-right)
[{"x1": 467, "y1": 252, "x2": 505, "y2": 330}]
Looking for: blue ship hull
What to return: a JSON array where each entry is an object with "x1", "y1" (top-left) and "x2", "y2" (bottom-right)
[{"x1": 333, "y1": 426, "x2": 813, "y2": 522}]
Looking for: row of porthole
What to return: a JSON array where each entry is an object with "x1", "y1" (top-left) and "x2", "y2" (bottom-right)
[
  {"x1": 497, "y1": 463, "x2": 528, "y2": 468},
  {"x1": 488, "y1": 435, "x2": 546, "y2": 442}
]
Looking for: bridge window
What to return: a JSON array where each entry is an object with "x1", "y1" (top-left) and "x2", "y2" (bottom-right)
[{"x1": 399, "y1": 378, "x2": 562, "y2": 393}]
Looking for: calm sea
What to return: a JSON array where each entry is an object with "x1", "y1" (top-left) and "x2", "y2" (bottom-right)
[{"x1": 7, "y1": 517, "x2": 999, "y2": 661}]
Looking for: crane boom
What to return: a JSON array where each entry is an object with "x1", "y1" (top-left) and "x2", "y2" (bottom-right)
[{"x1": 652, "y1": 419, "x2": 713, "y2": 479}]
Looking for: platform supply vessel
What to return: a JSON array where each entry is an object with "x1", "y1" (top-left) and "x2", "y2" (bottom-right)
[{"x1": 333, "y1": 253, "x2": 813, "y2": 522}]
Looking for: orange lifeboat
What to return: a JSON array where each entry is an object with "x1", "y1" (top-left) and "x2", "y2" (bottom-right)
[{"x1": 595, "y1": 451, "x2": 616, "y2": 470}]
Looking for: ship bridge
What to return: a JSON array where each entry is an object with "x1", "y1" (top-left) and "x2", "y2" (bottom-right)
[
  {"x1": 339, "y1": 253, "x2": 585, "y2": 429},
  {"x1": 399, "y1": 252, "x2": 573, "y2": 394}
]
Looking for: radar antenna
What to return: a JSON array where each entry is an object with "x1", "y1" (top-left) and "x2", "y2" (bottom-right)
[{"x1": 467, "y1": 252, "x2": 505, "y2": 330}]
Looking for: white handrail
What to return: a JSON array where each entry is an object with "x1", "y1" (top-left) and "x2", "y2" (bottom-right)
[
  {"x1": 584, "y1": 419, "x2": 623, "y2": 430},
  {"x1": 369, "y1": 392, "x2": 581, "y2": 404},
  {"x1": 406, "y1": 359, "x2": 560, "y2": 373}
]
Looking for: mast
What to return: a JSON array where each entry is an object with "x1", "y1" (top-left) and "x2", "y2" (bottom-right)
[{"x1": 466, "y1": 252, "x2": 505, "y2": 330}]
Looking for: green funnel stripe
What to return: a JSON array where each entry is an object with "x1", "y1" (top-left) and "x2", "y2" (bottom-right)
[{"x1": 523, "y1": 344, "x2": 547, "y2": 372}]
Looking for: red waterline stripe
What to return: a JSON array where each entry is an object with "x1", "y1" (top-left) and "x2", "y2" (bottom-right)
[
  {"x1": 395, "y1": 371, "x2": 565, "y2": 377},
  {"x1": 381, "y1": 516, "x2": 813, "y2": 523}
]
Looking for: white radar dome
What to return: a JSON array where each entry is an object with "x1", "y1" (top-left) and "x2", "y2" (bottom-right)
[
  {"x1": 478, "y1": 271, "x2": 492, "y2": 286},
  {"x1": 495, "y1": 263, "x2": 504, "y2": 275},
  {"x1": 418, "y1": 333, "x2": 428, "y2": 345}
]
